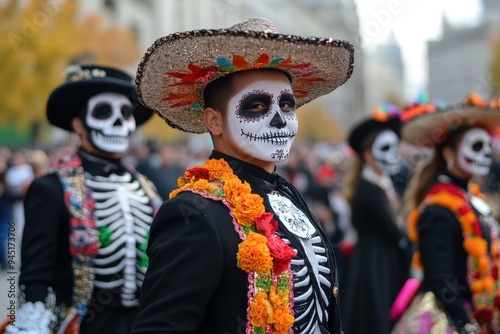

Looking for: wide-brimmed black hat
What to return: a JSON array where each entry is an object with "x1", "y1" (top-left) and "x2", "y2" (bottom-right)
[
  {"x1": 47, "y1": 64, "x2": 154, "y2": 131},
  {"x1": 348, "y1": 104, "x2": 402, "y2": 154}
]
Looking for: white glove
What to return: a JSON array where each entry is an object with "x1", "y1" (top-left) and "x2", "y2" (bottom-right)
[{"x1": 4, "y1": 301, "x2": 56, "y2": 334}]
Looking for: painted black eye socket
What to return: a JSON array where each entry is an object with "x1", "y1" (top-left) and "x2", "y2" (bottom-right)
[
  {"x1": 121, "y1": 105, "x2": 134, "y2": 119},
  {"x1": 472, "y1": 141, "x2": 484, "y2": 152},
  {"x1": 238, "y1": 93, "x2": 272, "y2": 120},
  {"x1": 92, "y1": 103, "x2": 112, "y2": 120},
  {"x1": 380, "y1": 145, "x2": 391, "y2": 151},
  {"x1": 279, "y1": 93, "x2": 296, "y2": 113}
]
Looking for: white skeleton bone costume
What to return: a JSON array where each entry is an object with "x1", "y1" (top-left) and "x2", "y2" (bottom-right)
[{"x1": 4, "y1": 65, "x2": 161, "y2": 334}]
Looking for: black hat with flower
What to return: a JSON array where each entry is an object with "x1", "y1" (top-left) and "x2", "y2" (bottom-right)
[{"x1": 348, "y1": 103, "x2": 402, "y2": 155}]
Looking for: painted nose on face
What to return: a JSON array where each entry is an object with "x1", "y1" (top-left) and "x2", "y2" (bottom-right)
[
  {"x1": 113, "y1": 117, "x2": 123, "y2": 126},
  {"x1": 270, "y1": 111, "x2": 287, "y2": 129}
]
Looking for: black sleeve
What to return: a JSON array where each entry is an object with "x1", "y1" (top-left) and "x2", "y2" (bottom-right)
[
  {"x1": 132, "y1": 192, "x2": 225, "y2": 334},
  {"x1": 20, "y1": 174, "x2": 67, "y2": 302},
  {"x1": 418, "y1": 204, "x2": 470, "y2": 325},
  {"x1": 357, "y1": 182, "x2": 403, "y2": 243}
]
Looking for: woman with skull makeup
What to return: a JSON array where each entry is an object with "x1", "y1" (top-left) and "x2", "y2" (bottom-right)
[
  {"x1": 342, "y1": 105, "x2": 410, "y2": 334},
  {"x1": 131, "y1": 18, "x2": 354, "y2": 334},
  {"x1": 392, "y1": 94, "x2": 500, "y2": 333},
  {"x1": 1, "y1": 65, "x2": 162, "y2": 334}
]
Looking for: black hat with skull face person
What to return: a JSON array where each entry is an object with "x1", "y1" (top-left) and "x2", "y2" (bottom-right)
[
  {"x1": 348, "y1": 103, "x2": 403, "y2": 176},
  {"x1": 47, "y1": 64, "x2": 154, "y2": 155}
]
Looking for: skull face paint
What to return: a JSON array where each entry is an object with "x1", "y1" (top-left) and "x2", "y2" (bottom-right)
[
  {"x1": 457, "y1": 128, "x2": 492, "y2": 177},
  {"x1": 226, "y1": 79, "x2": 298, "y2": 162},
  {"x1": 85, "y1": 92, "x2": 136, "y2": 154},
  {"x1": 371, "y1": 130, "x2": 400, "y2": 175}
]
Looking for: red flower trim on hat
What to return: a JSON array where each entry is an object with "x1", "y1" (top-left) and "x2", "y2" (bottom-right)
[{"x1": 162, "y1": 53, "x2": 324, "y2": 109}]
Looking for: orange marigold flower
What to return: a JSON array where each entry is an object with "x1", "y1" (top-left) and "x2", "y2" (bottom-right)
[
  {"x1": 483, "y1": 276, "x2": 495, "y2": 292},
  {"x1": 407, "y1": 209, "x2": 420, "y2": 242},
  {"x1": 237, "y1": 232, "x2": 273, "y2": 274},
  {"x1": 204, "y1": 159, "x2": 234, "y2": 180},
  {"x1": 249, "y1": 291, "x2": 272, "y2": 328},
  {"x1": 463, "y1": 238, "x2": 488, "y2": 258},
  {"x1": 431, "y1": 192, "x2": 464, "y2": 211},
  {"x1": 460, "y1": 212, "x2": 477, "y2": 234},
  {"x1": 478, "y1": 255, "x2": 491, "y2": 274},
  {"x1": 272, "y1": 306, "x2": 294, "y2": 334},
  {"x1": 470, "y1": 279, "x2": 484, "y2": 293},
  {"x1": 412, "y1": 251, "x2": 423, "y2": 270},
  {"x1": 233, "y1": 194, "x2": 265, "y2": 226}
]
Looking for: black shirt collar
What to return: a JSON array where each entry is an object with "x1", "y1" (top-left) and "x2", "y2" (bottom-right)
[
  {"x1": 78, "y1": 148, "x2": 126, "y2": 176},
  {"x1": 209, "y1": 150, "x2": 274, "y2": 183},
  {"x1": 437, "y1": 171, "x2": 469, "y2": 191}
]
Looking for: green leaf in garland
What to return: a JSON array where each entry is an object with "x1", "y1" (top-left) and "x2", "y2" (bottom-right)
[
  {"x1": 140, "y1": 252, "x2": 149, "y2": 268},
  {"x1": 98, "y1": 226, "x2": 113, "y2": 248},
  {"x1": 254, "y1": 328, "x2": 265, "y2": 334},
  {"x1": 277, "y1": 275, "x2": 290, "y2": 293},
  {"x1": 256, "y1": 277, "x2": 272, "y2": 291},
  {"x1": 214, "y1": 189, "x2": 226, "y2": 197}
]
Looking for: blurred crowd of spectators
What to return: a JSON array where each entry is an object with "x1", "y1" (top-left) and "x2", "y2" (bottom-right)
[{"x1": 3, "y1": 137, "x2": 500, "y2": 278}]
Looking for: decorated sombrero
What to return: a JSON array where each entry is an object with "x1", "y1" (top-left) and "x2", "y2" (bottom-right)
[
  {"x1": 47, "y1": 64, "x2": 154, "y2": 132},
  {"x1": 135, "y1": 17, "x2": 355, "y2": 133},
  {"x1": 401, "y1": 93, "x2": 500, "y2": 147},
  {"x1": 348, "y1": 102, "x2": 401, "y2": 154}
]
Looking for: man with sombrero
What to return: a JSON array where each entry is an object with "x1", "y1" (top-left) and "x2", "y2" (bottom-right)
[
  {"x1": 131, "y1": 17, "x2": 354, "y2": 334},
  {"x1": 3, "y1": 65, "x2": 162, "y2": 334}
]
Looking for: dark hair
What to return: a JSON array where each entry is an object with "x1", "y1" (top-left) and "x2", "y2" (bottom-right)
[
  {"x1": 202, "y1": 74, "x2": 236, "y2": 115},
  {"x1": 343, "y1": 128, "x2": 386, "y2": 204},
  {"x1": 403, "y1": 126, "x2": 472, "y2": 212}
]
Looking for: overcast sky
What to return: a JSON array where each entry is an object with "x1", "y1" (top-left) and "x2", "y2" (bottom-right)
[{"x1": 354, "y1": 0, "x2": 483, "y2": 98}]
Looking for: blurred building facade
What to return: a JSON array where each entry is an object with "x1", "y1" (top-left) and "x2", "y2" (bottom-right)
[
  {"x1": 427, "y1": 0, "x2": 500, "y2": 103},
  {"x1": 78, "y1": 0, "x2": 365, "y2": 136},
  {"x1": 364, "y1": 32, "x2": 406, "y2": 110}
]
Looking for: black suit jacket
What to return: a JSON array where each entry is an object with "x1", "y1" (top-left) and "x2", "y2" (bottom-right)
[{"x1": 132, "y1": 151, "x2": 341, "y2": 334}]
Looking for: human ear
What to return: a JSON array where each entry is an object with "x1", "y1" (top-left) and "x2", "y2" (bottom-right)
[
  {"x1": 362, "y1": 148, "x2": 373, "y2": 165},
  {"x1": 442, "y1": 146, "x2": 455, "y2": 163},
  {"x1": 71, "y1": 117, "x2": 85, "y2": 137},
  {"x1": 204, "y1": 107, "x2": 223, "y2": 136}
]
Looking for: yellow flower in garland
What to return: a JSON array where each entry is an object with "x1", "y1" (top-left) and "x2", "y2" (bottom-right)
[{"x1": 169, "y1": 158, "x2": 295, "y2": 333}]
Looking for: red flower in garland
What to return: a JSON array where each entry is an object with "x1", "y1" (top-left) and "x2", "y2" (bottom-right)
[
  {"x1": 267, "y1": 234, "x2": 296, "y2": 275},
  {"x1": 185, "y1": 167, "x2": 210, "y2": 180},
  {"x1": 255, "y1": 212, "x2": 278, "y2": 237},
  {"x1": 474, "y1": 308, "x2": 494, "y2": 324}
]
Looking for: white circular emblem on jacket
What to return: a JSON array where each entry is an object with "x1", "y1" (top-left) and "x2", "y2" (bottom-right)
[{"x1": 267, "y1": 192, "x2": 316, "y2": 239}]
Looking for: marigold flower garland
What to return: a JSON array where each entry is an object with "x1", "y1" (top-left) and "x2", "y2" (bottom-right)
[
  {"x1": 408, "y1": 182, "x2": 500, "y2": 332},
  {"x1": 170, "y1": 159, "x2": 296, "y2": 333}
]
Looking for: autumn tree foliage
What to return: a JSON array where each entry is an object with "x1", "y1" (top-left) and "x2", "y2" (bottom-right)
[
  {"x1": 0, "y1": 0, "x2": 142, "y2": 143},
  {"x1": 491, "y1": 30, "x2": 500, "y2": 98}
]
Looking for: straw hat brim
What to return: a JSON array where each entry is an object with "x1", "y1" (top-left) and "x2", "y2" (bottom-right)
[
  {"x1": 402, "y1": 106, "x2": 500, "y2": 147},
  {"x1": 136, "y1": 29, "x2": 354, "y2": 133}
]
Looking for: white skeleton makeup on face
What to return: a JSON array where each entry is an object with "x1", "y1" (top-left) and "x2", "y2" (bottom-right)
[
  {"x1": 371, "y1": 130, "x2": 400, "y2": 175},
  {"x1": 85, "y1": 92, "x2": 136, "y2": 154},
  {"x1": 457, "y1": 128, "x2": 492, "y2": 177},
  {"x1": 226, "y1": 78, "x2": 298, "y2": 162}
]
